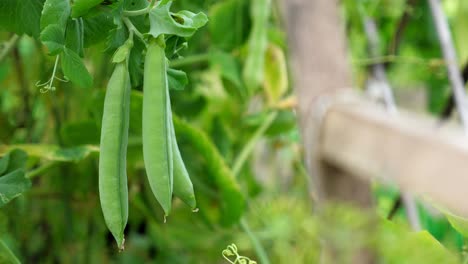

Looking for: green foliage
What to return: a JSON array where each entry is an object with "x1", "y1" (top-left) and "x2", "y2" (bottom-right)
[
  {"x1": 1, "y1": 0, "x2": 467, "y2": 262},
  {"x1": 148, "y1": 2, "x2": 208, "y2": 38},
  {"x1": 0, "y1": 239, "x2": 20, "y2": 264},
  {"x1": 0, "y1": 0, "x2": 45, "y2": 37},
  {"x1": 0, "y1": 150, "x2": 30, "y2": 208}
]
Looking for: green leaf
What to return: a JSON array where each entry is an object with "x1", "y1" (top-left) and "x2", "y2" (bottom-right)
[
  {"x1": 83, "y1": 13, "x2": 115, "y2": 47},
  {"x1": 148, "y1": 2, "x2": 208, "y2": 38},
  {"x1": 0, "y1": 0, "x2": 45, "y2": 37},
  {"x1": 40, "y1": 25, "x2": 65, "y2": 55},
  {"x1": 209, "y1": 0, "x2": 249, "y2": 51},
  {"x1": 65, "y1": 18, "x2": 85, "y2": 57},
  {"x1": 209, "y1": 50, "x2": 244, "y2": 96},
  {"x1": 378, "y1": 220, "x2": 459, "y2": 264},
  {"x1": 71, "y1": 0, "x2": 104, "y2": 18},
  {"x1": 0, "y1": 169, "x2": 31, "y2": 208},
  {"x1": 0, "y1": 239, "x2": 20, "y2": 264},
  {"x1": 61, "y1": 48, "x2": 93, "y2": 88},
  {"x1": 0, "y1": 145, "x2": 98, "y2": 162},
  {"x1": 167, "y1": 68, "x2": 188, "y2": 91},
  {"x1": 40, "y1": 0, "x2": 70, "y2": 31},
  {"x1": 5, "y1": 150, "x2": 27, "y2": 173},
  {"x1": 0, "y1": 154, "x2": 10, "y2": 176}
]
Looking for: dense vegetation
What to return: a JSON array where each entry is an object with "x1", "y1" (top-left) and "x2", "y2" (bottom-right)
[{"x1": 1, "y1": 0, "x2": 468, "y2": 263}]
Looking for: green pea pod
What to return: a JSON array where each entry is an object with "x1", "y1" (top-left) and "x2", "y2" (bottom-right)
[
  {"x1": 143, "y1": 40, "x2": 173, "y2": 216},
  {"x1": 168, "y1": 92, "x2": 196, "y2": 210},
  {"x1": 242, "y1": 0, "x2": 271, "y2": 92},
  {"x1": 99, "y1": 61, "x2": 131, "y2": 250}
]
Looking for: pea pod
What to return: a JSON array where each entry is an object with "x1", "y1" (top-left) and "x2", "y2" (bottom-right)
[
  {"x1": 242, "y1": 0, "x2": 271, "y2": 92},
  {"x1": 99, "y1": 61, "x2": 131, "y2": 250},
  {"x1": 168, "y1": 93, "x2": 196, "y2": 210},
  {"x1": 143, "y1": 39, "x2": 173, "y2": 216}
]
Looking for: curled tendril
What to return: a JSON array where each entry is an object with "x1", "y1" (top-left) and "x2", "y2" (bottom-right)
[
  {"x1": 35, "y1": 55, "x2": 68, "y2": 93},
  {"x1": 222, "y1": 244, "x2": 257, "y2": 264}
]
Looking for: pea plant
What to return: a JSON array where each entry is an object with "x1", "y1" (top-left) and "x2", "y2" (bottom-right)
[{"x1": 0, "y1": 0, "x2": 293, "y2": 262}]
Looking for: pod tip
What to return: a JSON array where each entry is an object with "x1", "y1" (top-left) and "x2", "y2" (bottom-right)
[
  {"x1": 192, "y1": 208, "x2": 199, "y2": 213},
  {"x1": 118, "y1": 238, "x2": 126, "y2": 252}
]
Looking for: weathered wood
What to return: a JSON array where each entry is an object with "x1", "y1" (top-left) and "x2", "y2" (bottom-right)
[
  {"x1": 282, "y1": 1, "x2": 375, "y2": 262},
  {"x1": 282, "y1": 0, "x2": 373, "y2": 206},
  {"x1": 321, "y1": 93, "x2": 468, "y2": 218}
]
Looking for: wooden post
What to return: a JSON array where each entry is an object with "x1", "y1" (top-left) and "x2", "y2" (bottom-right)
[
  {"x1": 281, "y1": 0, "x2": 374, "y2": 262},
  {"x1": 281, "y1": 0, "x2": 373, "y2": 207}
]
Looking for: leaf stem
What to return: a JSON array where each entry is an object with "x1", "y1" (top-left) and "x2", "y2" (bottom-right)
[
  {"x1": 26, "y1": 161, "x2": 59, "y2": 179},
  {"x1": 230, "y1": 111, "x2": 276, "y2": 264},
  {"x1": 170, "y1": 53, "x2": 210, "y2": 68},
  {"x1": 122, "y1": 0, "x2": 157, "y2": 16},
  {"x1": 122, "y1": 17, "x2": 145, "y2": 44},
  {"x1": 232, "y1": 111, "x2": 278, "y2": 176},
  {"x1": 240, "y1": 218, "x2": 270, "y2": 264},
  {"x1": 0, "y1": 34, "x2": 20, "y2": 63}
]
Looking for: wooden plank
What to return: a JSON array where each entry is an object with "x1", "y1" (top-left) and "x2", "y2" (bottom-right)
[{"x1": 320, "y1": 92, "x2": 468, "y2": 217}]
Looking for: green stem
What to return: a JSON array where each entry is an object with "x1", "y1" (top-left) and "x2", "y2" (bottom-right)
[
  {"x1": 122, "y1": 0, "x2": 157, "y2": 16},
  {"x1": 240, "y1": 218, "x2": 270, "y2": 264},
  {"x1": 232, "y1": 111, "x2": 278, "y2": 176},
  {"x1": 122, "y1": 17, "x2": 144, "y2": 44},
  {"x1": 230, "y1": 111, "x2": 276, "y2": 264},
  {"x1": 170, "y1": 53, "x2": 210, "y2": 68},
  {"x1": 26, "y1": 161, "x2": 59, "y2": 179},
  {"x1": 0, "y1": 34, "x2": 20, "y2": 63}
]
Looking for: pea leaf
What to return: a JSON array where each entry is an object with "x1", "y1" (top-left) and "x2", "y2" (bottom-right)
[
  {"x1": 209, "y1": 50, "x2": 245, "y2": 96},
  {"x1": 0, "y1": 154, "x2": 10, "y2": 176},
  {"x1": 65, "y1": 18, "x2": 85, "y2": 57},
  {"x1": 167, "y1": 68, "x2": 188, "y2": 91},
  {"x1": 0, "y1": 0, "x2": 45, "y2": 37},
  {"x1": 71, "y1": 0, "x2": 104, "y2": 18},
  {"x1": 83, "y1": 13, "x2": 115, "y2": 47},
  {"x1": 5, "y1": 150, "x2": 27, "y2": 173},
  {"x1": 209, "y1": 0, "x2": 249, "y2": 51},
  {"x1": 40, "y1": 0, "x2": 70, "y2": 31},
  {"x1": 40, "y1": 25, "x2": 65, "y2": 55},
  {"x1": 61, "y1": 48, "x2": 93, "y2": 88},
  {"x1": 148, "y1": 1, "x2": 208, "y2": 38},
  {"x1": 0, "y1": 239, "x2": 20, "y2": 264},
  {"x1": 0, "y1": 145, "x2": 98, "y2": 162},
  {"x1": 0, "y1": 169, "x2": 31, "y2": 208}
]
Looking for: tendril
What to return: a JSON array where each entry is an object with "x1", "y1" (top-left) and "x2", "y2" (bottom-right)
[
  {"x1": 222, "y1": 244, "x2": 257, "y2": 264},
  {"x1": 35, "y1": 56, "x2": 68, "y2": 93}
]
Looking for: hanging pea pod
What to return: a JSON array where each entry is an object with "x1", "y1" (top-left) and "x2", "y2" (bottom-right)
[
  {"x1": 143, "y1": 38, "x2": 173, "y2": 217},
  {"x1": 242, "y1": 0, "x2": 271, "y2": 93},
  {"x1": 167, "y1": 90, "x2": 197, "y2": 210},
  {"x1": 99, "y1": 48, "x2": 131, "y2": 250}
]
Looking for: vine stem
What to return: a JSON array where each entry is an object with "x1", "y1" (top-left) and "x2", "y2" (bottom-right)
[
  {"x1": 122, "y1": 17, "x2": 144, "y2": 44},
  {"x1": 239, "y1": 219, "x2": 270, "y2": 264},
  {"x1": 232, "y1": 111, "x2": 278, "y2": 176},
  {"x1": 0, "y1": 34, "x2": 20, "y2": 63},
  {"x1": 26, "y1": 161, "x2": 59, "y2": 179},
  {"x1": 231, "y1": 110, "x2": 277, "y2": 264},
  {"x1": 170, "y1": 53, "x2": 210, "y2": 68},
  {"x1": 122, "y1": 0, "x2": 157, "y2": 16}
]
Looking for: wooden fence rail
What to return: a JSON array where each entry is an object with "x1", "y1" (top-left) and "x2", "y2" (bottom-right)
[{"x1": 320, "y1": 93, "x2": 468, "y2": 218}]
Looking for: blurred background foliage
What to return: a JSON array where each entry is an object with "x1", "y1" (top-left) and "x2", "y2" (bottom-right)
[{"x1": 1, "y1": 0, "x2": 468, "y2": 263}]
